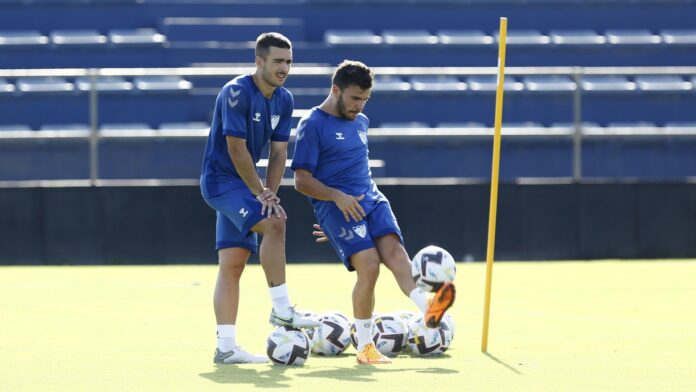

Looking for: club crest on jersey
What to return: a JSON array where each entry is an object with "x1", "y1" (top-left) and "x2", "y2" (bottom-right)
[
  {"x1": 353, "y1": 224, "x2": 367, "y2": 238},
  {"x1": 271, "y1": 115, "x2": 280, "y2": 129},
  {"x1": 358, "y1": 130, "x2": 367, "y2": 145}
]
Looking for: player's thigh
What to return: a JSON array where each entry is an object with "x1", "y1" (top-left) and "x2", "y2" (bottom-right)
[
  {"x1": 206, "y1": 188, "x2": 265, "y2": 237},
  {"x1": 319, "y1": 206, "x2": 376, "y2": 271},
  {"x1": 375, "y1": 233, "x2": 410, "y2": 269},
  {"x1": 366, "y1": 201, "x2": 404, "y2": 243},
  {"x1": 348, "y1": 247, "x2": 381, "y2": 280},
  {"x1": 215, "y1": 210, "x2": 258, "y2": 254},
  {"x1": 218, "y1": 246, "x2": 251, "y2": 275}
]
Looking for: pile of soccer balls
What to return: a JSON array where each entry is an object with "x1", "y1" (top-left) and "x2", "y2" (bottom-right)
[{"x1": 266, "y1": 245, "x2": 457, "y2": 365}]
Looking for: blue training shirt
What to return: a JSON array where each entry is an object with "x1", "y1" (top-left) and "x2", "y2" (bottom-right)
[
  {"x1": 291, "y1": 107, "x2": 386, "y2": 218},
  {"x1": 200, "y1": 74, "x2": 294, "y2": 198}
]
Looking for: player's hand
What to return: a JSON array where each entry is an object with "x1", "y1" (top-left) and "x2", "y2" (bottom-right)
[
  {"x1": 256, "y1": 188, "x2": 286, "y2": 220},
  {"x1": 333, "y1": 193, "x2": 366, "y2": 222},
  {"x1": 312, "y1": 223, "x2": 329, "y2": 243}
]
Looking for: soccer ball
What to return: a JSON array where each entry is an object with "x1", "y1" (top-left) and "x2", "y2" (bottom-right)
[
  {"x1": 266, "y1": 326, "x2": 311, "y2": 365},
  {"x1": 298, "y1": 311, "x2": 321, "y2": 349},
  {"x1": 406, "y1": 316, "x2": 452, "y2": 356},
  {"x1": 411, "y1": 245, "x2": 457, "y2": 292},
  {"x1": 372, "y1": 315, "x2": 409, "y2": 356},
  {"x1": 443, "y1": 312, "x2": 456, "y2": 338},
  {"x1": 312, "y1": 311, "x2": 352, "y2": 356},
  {"x1": 391, "y1": 310, "x2": 417, "y2": 324}
]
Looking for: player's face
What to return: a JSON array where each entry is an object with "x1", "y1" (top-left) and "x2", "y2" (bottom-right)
[
  {"x1": 259, "y1": 46, "x2": 293, "y2": 87},
  {"x1": 335, "y1": 85, "x2": 371, "y2": 121}
]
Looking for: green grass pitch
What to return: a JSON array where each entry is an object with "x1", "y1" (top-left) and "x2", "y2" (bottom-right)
[{"x1": 1, "y1": 260, "x2": 695, "y2": 391}]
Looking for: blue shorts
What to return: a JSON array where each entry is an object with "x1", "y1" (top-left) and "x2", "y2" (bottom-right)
[
  {"x1": 318, "y1": 200, "x2": 403, "y2": 271},
  {"x1": 202, "y1": 187, "x2": 265, "y2": 253}
]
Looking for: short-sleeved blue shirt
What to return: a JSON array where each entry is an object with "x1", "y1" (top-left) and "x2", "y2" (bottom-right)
[
  {"x1": 291, "y1": 107, "x2": 386, "y2": 219},
  {"x1": 200, "y1": 74, "x2": 293, "y2": 198}
]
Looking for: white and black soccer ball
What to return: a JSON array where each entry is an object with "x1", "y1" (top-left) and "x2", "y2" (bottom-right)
[
  {"x1": 411, "y1": 245, "x2": 457, "y2": 292},
  {"x1": 312, "y1": 311, "x2": 352, "y2": 356},
  {"x1": 298, "y1": 311, "x2": 320, "y2": 349},
  {"x1": 373, "y1": 315, "x2": 409, "y2": 357},
  {"x1": 407, "y1": 316, "x2": 452, "y2": 356},
  {"x1": 267, "y1": 326, "x2": 311, "y2": 365},
  {"x1": 391, "y1": 310, "x2": 417, "y2": 325}
]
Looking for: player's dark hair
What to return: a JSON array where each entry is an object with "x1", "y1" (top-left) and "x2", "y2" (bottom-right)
[
  {"x1": 332, "y1": 60, "x2": 373, "y2": 91},
  {"x1": 255, "y1": 32, "x2": 292, "y2": 59}
]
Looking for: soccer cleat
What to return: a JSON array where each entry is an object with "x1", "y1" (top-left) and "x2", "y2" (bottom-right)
[
  {"x1": 269, "y1": 306, "x2": 321, "y2": 328},
  {"x1": 356, "y1": 343, "x2": 392, "y2": 365},
  {"x1": 214, "y1": 347, "x2": 269, "y2": 364},
  {"x1": 425, "y1": 282, "x2": 456, "y2": 328}
]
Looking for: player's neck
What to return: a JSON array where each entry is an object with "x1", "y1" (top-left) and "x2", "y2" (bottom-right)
[
  {"x1": 319, "y1": 96, "x2": 339, "y2": 118},
  {"x1": 251, "y1": 73, "x2": 276, "y2": 99}
]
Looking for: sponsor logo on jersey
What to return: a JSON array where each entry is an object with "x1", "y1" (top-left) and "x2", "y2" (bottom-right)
[
  {"x1": 335, "y1": 132, "x2": 345, "y2": 140},
  {"x1": 253, "y1": 113, "x2": 261, "y2": 122}
]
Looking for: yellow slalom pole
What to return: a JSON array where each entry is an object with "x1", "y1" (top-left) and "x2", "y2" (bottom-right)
[{"x1": 481, "y1": 16, "x2": 508, "y2": 353}]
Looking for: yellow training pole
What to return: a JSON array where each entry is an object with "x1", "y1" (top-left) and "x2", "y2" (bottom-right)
[{"x1": 481, "y1": 16, "x2": 508, "y2": 353}]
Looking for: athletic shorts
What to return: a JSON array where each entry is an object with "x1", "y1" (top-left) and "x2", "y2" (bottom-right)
[
  {"x1": 202, "y1": 187, "x2": 265, "y2": 253},
  {"x1": 318, "y1": 200, "x2": 403, "y2": 271}
]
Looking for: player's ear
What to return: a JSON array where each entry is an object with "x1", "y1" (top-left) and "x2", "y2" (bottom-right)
[
  {"x1": 255, "y1": 55, "x2": 263, "y2": 69},
  {"x1": 330, "y1": 85, "x2": 341, "y2": 97}
]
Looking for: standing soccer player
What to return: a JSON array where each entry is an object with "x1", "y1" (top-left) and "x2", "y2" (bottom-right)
[
  {"x1": 200, "y1": 32, "x2": 319, "y2": 365},
  {"x1": 291, "y1": 60, "x2": 456, "y2": 365}
]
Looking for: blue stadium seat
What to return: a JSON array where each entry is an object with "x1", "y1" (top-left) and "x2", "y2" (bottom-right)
[
  {"x1": 551, "y1": 122, "x2": 604, "y2": 134},
  {"x1": 133, "y1": 76, "x2": 192, "y2": 92},
  {"x1": 50, "y1": 30, "x2": 107, "y2": 45},
  {"x1": 323, "y1": 30, "x2": 382, "y2": 45},
  {"x1": 634, "y1": 75, "x2": 692, "y2": 92},
  {"x1": 0, "y1": 124, "x2": 32, "y2": 132},
  {"x1": 15, "y1": 77, "x2": 74, "y2": 93},
  {"x1": 409, "y1": 76, "x2": 465, "y2": 92},
  {"x1": 664, "y1": 122, "x2": 696, "y2": 132},
  {"x1": 0, "y1": 30, "x2": 49, "y2": 46},
  {"x1": 466, "y1": 76, "x2": 524, "y2": 92},
  {"x1": 0, "y1": 78, "x2": 15, "y2": 94},
  {"x1": 503, "y1": 122, "x2": 546, "y2": 132},
  {"x1": 159, "y1": 122, "x2": 209, "y2": 132},
  {"x1": 548, "y1": 30, "x2": 606, "y2": 45},
  {"x1": 660, "y1": 30, "x2": 696, "y2": 45},
  {"x1": 606, "y1": 121, "x2": 659, "y2": 134},
  {"x1": 108, "y1": 28, "x2": 166, "y2": 46},
  {"x1": 500, "y1": 30, "x2": 550, "y2": 45},
  {"x1": 40, "y1": 124, "x2": 90, "y2": 132},
  {"x1": 580, "y1": 76, "x2": 636, "y2": 92},
  {"x1": 605, "y1": 30, "x2": 661, "y2": 45},
  {"x1": 160, "y1": 17, "x2": 305, "y2": 42},
  {"x1": 379, "y1": 121, "x2": 430, "y2": 128},
  {"x1": 522, "y1": 75, "x2": 577, "y2": 92},
  {"x1": 436, "y1": 30, "x2": 493, "y2": 46},
  {"x1": 75, "y1": 76, "x2": 133, "y2": 92},
  {"x1": 372, "y1": 76, "x2": 411, "y2": 92},
  {"x1": 381, "y1": 30, "x2": 438, "y2": 45},
  {"x1": 100, "y1": 123, "x2": 152, "y2": 136},
  {"x1": 436, "y1": 122, "x2": 486, "y2": 128}
]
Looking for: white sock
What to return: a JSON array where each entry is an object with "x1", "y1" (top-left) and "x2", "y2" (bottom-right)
[
  {"x1": 217, "y1": 324, "x2": 236, "y2": 352},
  {"x1": 269, "y1": 284, "x2": 292, "y2": 315},
  {"x1": 409, "y1": 287, "x2": 429, "y2": 314},
  {"x1": 355, "y1": 318, "x2": 373, "y2": 351}
]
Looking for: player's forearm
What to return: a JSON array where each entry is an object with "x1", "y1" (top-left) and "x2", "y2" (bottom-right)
[
  {"x1": 228, "y1": 145, "x2": 265, "y2": 196},
  {"x1": 265, "y1": 149, "x2": 287, "y2": 193},
  {"x1": 294, "y1": 174, "x2": 342, "y2": 202}
]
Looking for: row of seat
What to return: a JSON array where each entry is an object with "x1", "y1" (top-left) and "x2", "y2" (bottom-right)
[
  {"x1": 0, "y1": 76, "x2": 191, "y2": 93},
  {"x1": 2, "y1": 75, "x2": 693, "y2": 94},
  {"x1": 325, "y1": 29, "x2": 696, "y2": 46},
  {"x1": 2, "y1": 121, "x2": 695, "y2": 134},
  {"x1": 0, "y1": 29, "x2": 165, "y2": 46}
]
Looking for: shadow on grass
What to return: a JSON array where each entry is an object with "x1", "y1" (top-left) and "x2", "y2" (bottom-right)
[
  {"x1": 199, "y1": 365, "x2": 295, "y2": 389},
  {"x1": 484, "y1": 352, "x2": 523, "y2": 375}
]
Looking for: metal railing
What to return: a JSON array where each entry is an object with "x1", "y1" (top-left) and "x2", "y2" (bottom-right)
[{"x1": 2, "y1": 65, "x2": 696, "y2": 184}]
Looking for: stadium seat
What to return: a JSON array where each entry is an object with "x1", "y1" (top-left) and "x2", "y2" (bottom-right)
[
  {"x1": 0, "y1": 30, "x2": 49, "y2": 46},
  {"x1": 0, "y1": 78, "x2": 15, "y2": 94},
  {"x1": 522, "y1": 75, "x2": 577, "y2": 92},
  {"x1": 108, "y1": 28, "x2": 166, "y2": 45},
  {"x1": 436, "y1": 30, "x2": 493, "y2": 45},
  {"x1": 500, "y1": 30, "x2": 550, "y2": 45},
  {"x1": 324, "y1": 30, "x2": 382, "y2": 45},
  {"x1": 372, "y1": 76, "x2": 411, "y2": 92},
  {"x1": 409, "y1": 76, "x2": 466, "y2": 92},
  {"x1": 379, "y1": 121, "x2": 430, "y2": 128},
  {"x1": 550, "y1": 122, "x2": 604, "y2": 134},
  {"x1": 548, "y1": 30, "x2": 606, "y2": 45},
  {"x1": 580, "y1": 76, "x2": 636, "y2": 92},
  {"x1": 40, "y1": 124, "x2": 90, "y2": 132},
  {"x1": 159, "y1": 122, "x2": 209, "y2": 131},
  {"x1": 606, "y1": 121, "x2": 659, "y2": 134},
  {"x1": 0, "y1": 124, "x2": 32, "y2": 132},
  {"x1": 15, "y1": 77, "x2": 74, "y2": 93},
  {"x1": 75, "y1": 76, "x2": 134, "y2": 92},
  {"x1": 100, "y1": 123, "x2": 153, "y2": 136},
  {"x1": 659, "y1": 30, "x2": 696, "y2": 45},
  {"x1": 503, "y1": 122, "x2": 546, "y2": 132},
  {"x1": 634, "y1": 75, "x2": 692, "y2": 91},
  {"x1": 381, "y1": 30, "x2": 438, "y2": 45},
  {"x1": 664, "y1": 122, "x2": 696, "y2": 132},
  {"x1": 133, "y1": 76, "x2": 192, "y2": 92},
  {"x1": 605, "y1": 30, "x2": 661, "y2": 45},
  {"x1": 466, "y1": 76, "x2": 524, "y2": 92},
  {"x1": 436, "y1": 122, "x2": 486, "y2": 128},
  {"x1": 50, "y1": 30, "x2": 108, "y2": 45}
]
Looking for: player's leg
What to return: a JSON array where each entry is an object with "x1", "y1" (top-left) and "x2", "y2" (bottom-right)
[
  {"x1": 375, "y1": 233, "x2": 429, "y2": 313},
  {"x1": 350, "y1": 249, "x2": 391, "y2": 364}
]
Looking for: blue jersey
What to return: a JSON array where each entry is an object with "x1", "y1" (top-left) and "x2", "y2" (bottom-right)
[
  {"x1": 291, "y1": 107, "x2": 386, "y2": 218},
  {"x1": 200, "y1": 74, "x2": 294, "y2": 198}
]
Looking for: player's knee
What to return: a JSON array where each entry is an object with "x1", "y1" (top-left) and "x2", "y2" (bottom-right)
[
  {"x1": 262, "y1": 217, "x2": 286, "y2": 236},
  {"x1": 219, "y1": 257, "x2": 246, "y2": 279},
  {"x1": 355, "y1": 258, "x2": 380, "y2": 283}
]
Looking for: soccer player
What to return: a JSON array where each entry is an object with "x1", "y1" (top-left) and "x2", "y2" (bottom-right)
[
  {"x1": 291, "y1": 60, "x2": 456, "y2": 365},
  {"x1": 200, "y1": 32, "x2": 319, "y2": 365}
]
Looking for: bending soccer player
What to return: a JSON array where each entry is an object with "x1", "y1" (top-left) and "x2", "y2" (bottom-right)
[
  {"x1": 200, "y1": 32, "x2": 319, "y2": 365},
  {"x1": 291, "y1": 60, "x2": 455, "y2": 365}
]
